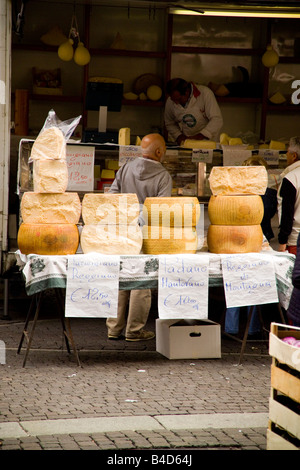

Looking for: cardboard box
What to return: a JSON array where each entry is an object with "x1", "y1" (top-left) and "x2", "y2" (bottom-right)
[{"x1": 156, "y1": 319, "x2": 221, "y2": 360}]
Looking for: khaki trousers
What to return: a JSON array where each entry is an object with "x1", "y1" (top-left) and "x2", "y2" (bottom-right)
[{"x1": 106, "y1": 289, "x2": 152, "y2": 338}]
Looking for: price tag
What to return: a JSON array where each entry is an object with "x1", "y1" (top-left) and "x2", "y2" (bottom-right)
[
  {"x1": 192, "y1": 148, "x2": 213, "y2": 163},
  {"x1": 119, "y1": 145, "x2": 143, "y2": 166},
  {"x1": 66, "y1": 145, "x2": 95, "y2": 191}
]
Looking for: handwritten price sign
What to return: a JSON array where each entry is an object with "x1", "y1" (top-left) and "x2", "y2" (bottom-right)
[
  {"x1": 66, "y1": 145, "x2": 95, "y2": 191},
  {"x1": 65, "y1": 253, "x2": 120, "y2": 318},
  {"x1": 158, "y1": 254, "x2": 209, "y2": 320}
]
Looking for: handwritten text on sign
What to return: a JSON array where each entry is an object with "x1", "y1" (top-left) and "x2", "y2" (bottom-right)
[
  {"x1": 66, "y1": 145, "x2": 95, "y2": 191},
  {"x1": 65, "y1": 253, "x2": 120, "y2": 318},
  {"x1": 158, "y1": 254, "x2": 209, "y2": 319},
  {"x1": 221, "y1": 253, "x2": 278, "y2": 308}
]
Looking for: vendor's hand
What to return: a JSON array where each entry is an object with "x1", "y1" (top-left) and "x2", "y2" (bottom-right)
[
  {"x1": 278, "y1": 243, "x2": 287, "y2": 252},
  {"x1": 176, "y1": 134, "x2": 187, "y2": 145},
  {"x1": 191, "y1": 133, "x2": 207, "y2": 140}
]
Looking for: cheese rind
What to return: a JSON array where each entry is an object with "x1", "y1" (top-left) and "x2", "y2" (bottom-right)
[
  {"x1": 143, "y1": 197, "x2": 200, "y2": 227},
  {"x1": 80, "y1": 224, "x2": 142, "y2": 255},
  {"x1": 33, "y1": 159, "x2": 69, "y2": 193},
  {"x1": 142, "y1": 225, "x2": 198, "y2": 254},
  {"x1": 207, "y1": 224, "x2": 263, "y2": 254},
  {"x1": 30, "y1": 127, "x2": 66, "y2": 160},
  {"x1": 82, "y1": 193, "x2": 140, "y2": 225},
  {"x1": 208, "y1": 195, "x2": 264, "y2": 225},
  {"x1": 209, "y1": 166, "x2": 268, "y2": 195},
  {"x1": 21, "y1": 192, "x2": 81, "y2": 224},
  {"x1": 17, "y1": 223, "x2": 79, "y2": 255},
  {"x1": 118, "y1": 127, "x2": 130, "y2": 145}
]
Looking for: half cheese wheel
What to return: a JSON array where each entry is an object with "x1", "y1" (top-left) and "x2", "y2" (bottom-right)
[
  {"x1": 209, "y1": 166, "x2": 268, "y2": 196},
  {"x1": 143, "y1": 197, "x2": 200, "y2": 227},
  {"x1": 208, "y1": 195, "x2": 264, "y2": 225},
  {"x1": 33, "y1": 159, "x2": 69, "y2": 193},
  {"x1": 82, "y1": 193, "x2": 140, "y2": 225},
  {"x1": 80, "y1": 224, "x2": 142, "y2": 255},
  {"x1": 17, "y1": 223, "x2": 79, "y2": 255},
  {"x1": 21, "y1": 192, "x2": 81, "y2": 224},
  {"x1": 30, "y1": 127, "x2": 66, "y2": 160},
  {"x1": 207, "y1": 224, "x2": 263, "y2": 254},
  {"x1": 142, "y1": 225, "x2": 198, "y2": 254}
]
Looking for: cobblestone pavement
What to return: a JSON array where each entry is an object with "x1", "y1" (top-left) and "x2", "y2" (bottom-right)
[{"x1": 0, "y1": 296, "x2": 275, "y2": 453}]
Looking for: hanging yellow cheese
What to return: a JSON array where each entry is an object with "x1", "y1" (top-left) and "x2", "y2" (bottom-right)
[
  {"x1": 208, "y1": 195, "x2": 264, "y2": 226},
  {"x1": 142, "y1": 226, "x2": 198, "y2": 254},
  {"x1": 21, "y1": 192, "x2": 81, "y2": 224},
  {"x1": 17, "y1": 223, "x2": 79, "y2": 255},
  {"x1": 143, "y1": 197, "x2": 200, "y2": 227},
  {"x1": 118, "y1": 127, "x2": 130, "y2": 145},
  {"x1": 209, "y1": 166, "x2": 268, "y2": 196},
  {"x1": 207, "y1": 224, "x2": 263, "y2": 254},
  {"x1": 80, "y1": 224, "x2": 142, "y2": 255},
  {"x1": 82, "y1": 193, "x2": 140, "y2": 225}
]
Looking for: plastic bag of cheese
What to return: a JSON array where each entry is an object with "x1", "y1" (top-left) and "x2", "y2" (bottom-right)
[{"x1": 30, "y1": 109, "x2": 81, "y2": 161}]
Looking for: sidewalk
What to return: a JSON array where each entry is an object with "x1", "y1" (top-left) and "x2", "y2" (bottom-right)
[{"x1": 0, "y1": 290, "x2": 275, "y2": 452}]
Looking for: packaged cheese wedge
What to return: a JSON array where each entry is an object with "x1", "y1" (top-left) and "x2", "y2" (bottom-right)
[
  {"x1": 33, "y1": 159, "x2": 69, "y2": 193},
  {"x1": 21, "y1": 192, "x2": 81, "y2": 224},
  {"x1": 143, "y1": 197, "x2": 200, "y2": 227},
  {"x1": 80, "y1": 224, "x2": 143, "y2": 255},
  {"x1": 209, "y1": 166, "x2": 268, "y2": 195},
  {"x1": 82, "y1": 193, "x2": 140, "y2": 225}
]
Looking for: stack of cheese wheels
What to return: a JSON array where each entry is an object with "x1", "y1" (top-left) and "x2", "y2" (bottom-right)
[
  {"x1": 142, "y1": 197, "x2": 200, "y2": 254},
  {"x1": 17, "y1": 127, "x2": 80, "y2": 255},
  {"x1": 80, "y1": 193, "x2": 143, "y2": 254},
  {"x1": 207, "y1": 166, "x2": 268, "y2": 254}
]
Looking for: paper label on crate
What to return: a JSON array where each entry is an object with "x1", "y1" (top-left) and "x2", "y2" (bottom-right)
[
  {"x1": 192, "y1": 149, "x2": 213, "y2": 163},
  {"x1": 221, "y1": 253, "x2": 278, "y2": 308},
  {"x1": 65, "y1": 253, "x2": 120, "y2": 318},
  {"x1": 66, "y1": 145, "x2": 95, "y2": 191},
  {"x1": 158, "y1": 254, "x2": 209, "y2": 319},
  {"x1": 119, "y1": 145, "x2": 143, "y2": 166}
]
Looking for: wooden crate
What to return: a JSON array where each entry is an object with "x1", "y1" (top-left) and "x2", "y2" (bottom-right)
[{"x1": 267, "y1": 323, "x2": 300, "y2": 450}]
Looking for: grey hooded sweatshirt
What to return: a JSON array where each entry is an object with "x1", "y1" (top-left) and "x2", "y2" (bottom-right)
[{"x1": 109, "y1": 156, "x2": 173, "y2": 205}]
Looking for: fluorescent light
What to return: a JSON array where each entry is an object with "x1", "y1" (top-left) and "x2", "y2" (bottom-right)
[{"x1": 169, "y1": 7, "x2": 300, "y2": 19}]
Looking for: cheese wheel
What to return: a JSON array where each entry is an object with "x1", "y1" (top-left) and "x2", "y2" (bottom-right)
[
  {"x1": 207, "y1": 224, "x2": 263, "y2": 254},
  {"x1": 142, "y1": 225, "x2": 198, "y2": 254},
  {"x1": 82, "y1": 193, "x2": 140, "y2": 225},
  {"x1": 21, "y1": 192, "x2": 81, "y2": 224},
  {"x1": 209, "y1": 166, "x2": 268, "y2": 196},
  {"x1": 30, "y1": 127, "x2": 66, "y2": 161},
  {"x1": 17, "y1": 223, "x2": 79, "y2": 255},
  {"x1": 208, "y1": 195, "x2": 264, "y2": 225},
  {"x1": 143, "y1": 197, "x2": 200, "y2": 227},
  {"x1": 33, "y1": 159, "x2": 69, "y2": 193},
  {"x1": 80, "y1": 224, "x2": 142, "y2": 255},
  {"x1": 182, "y1": 140, "x2": 216, "y2": 149},
  {"x1": 118, "y1": 127, "x2": 130, "y2": 145}
]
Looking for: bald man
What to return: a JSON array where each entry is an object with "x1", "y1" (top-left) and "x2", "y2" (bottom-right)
[{"x1": 106, "y1": 133, "x2": 172, "y2": 341}]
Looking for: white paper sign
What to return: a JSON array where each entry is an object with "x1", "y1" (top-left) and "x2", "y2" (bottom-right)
[
  {"x1": 158, "y1": 254, "x2": 209, "y2": 319},
  {"x1": 258, "y1": 149, "x2": 280, "y2": 166},
  {"x1": 192, "y1": 148, "x2": 213, "y2": 163},
  {"x1": 222, "y1": 146, "x2": 252, "y2": 166},
  {"x1": 221, "y1": 253, "x2": 279, "y2": 308},
  {"x1": 65, "y1": 253, "x2": 120, "y2": 318},
  {"x1": 119, "y1": 145, "x2": 143, "y2": 166},
  {"x1": 66, "y1": 145, "x2": 95, "y2": 191}
]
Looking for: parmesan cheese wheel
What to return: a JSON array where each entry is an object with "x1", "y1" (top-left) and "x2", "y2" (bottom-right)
[
  {"x1": 82, "y1": 193, "x2": 140, "y2": 225},
  {"x1": 207, "y1": 224, "x2": 263, "y2": 254},
  {"x1": 80, "y1": 224, "x2": 142, "y2": 255},
  {"x1": 142, "y1": 226, "x2": 198, "y2": 254},
  {"x1": 17, "y1": 223, "x2": 79, "y2": 255},
  {"x1": 182, "y1": 140, "x2": 216, "y2": 149},
  {"x1": 209, "y1": 166, "x2": 268, "y2": 196},
  {"x1": 30, "y1": 127, "x2": 66, "y2": 160},
  {"x1": 21, "y1": 192, "x2": 81, "y2": 224},
  {"x1": 143, "y1": 197, "x2": 200, "y2": 227},
  {"x1": 208, "y1": 195, "x2": 264, "y2": 225},
  {"x1": 33, "y1": 159, "x2": 69, "y2": 193}
]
